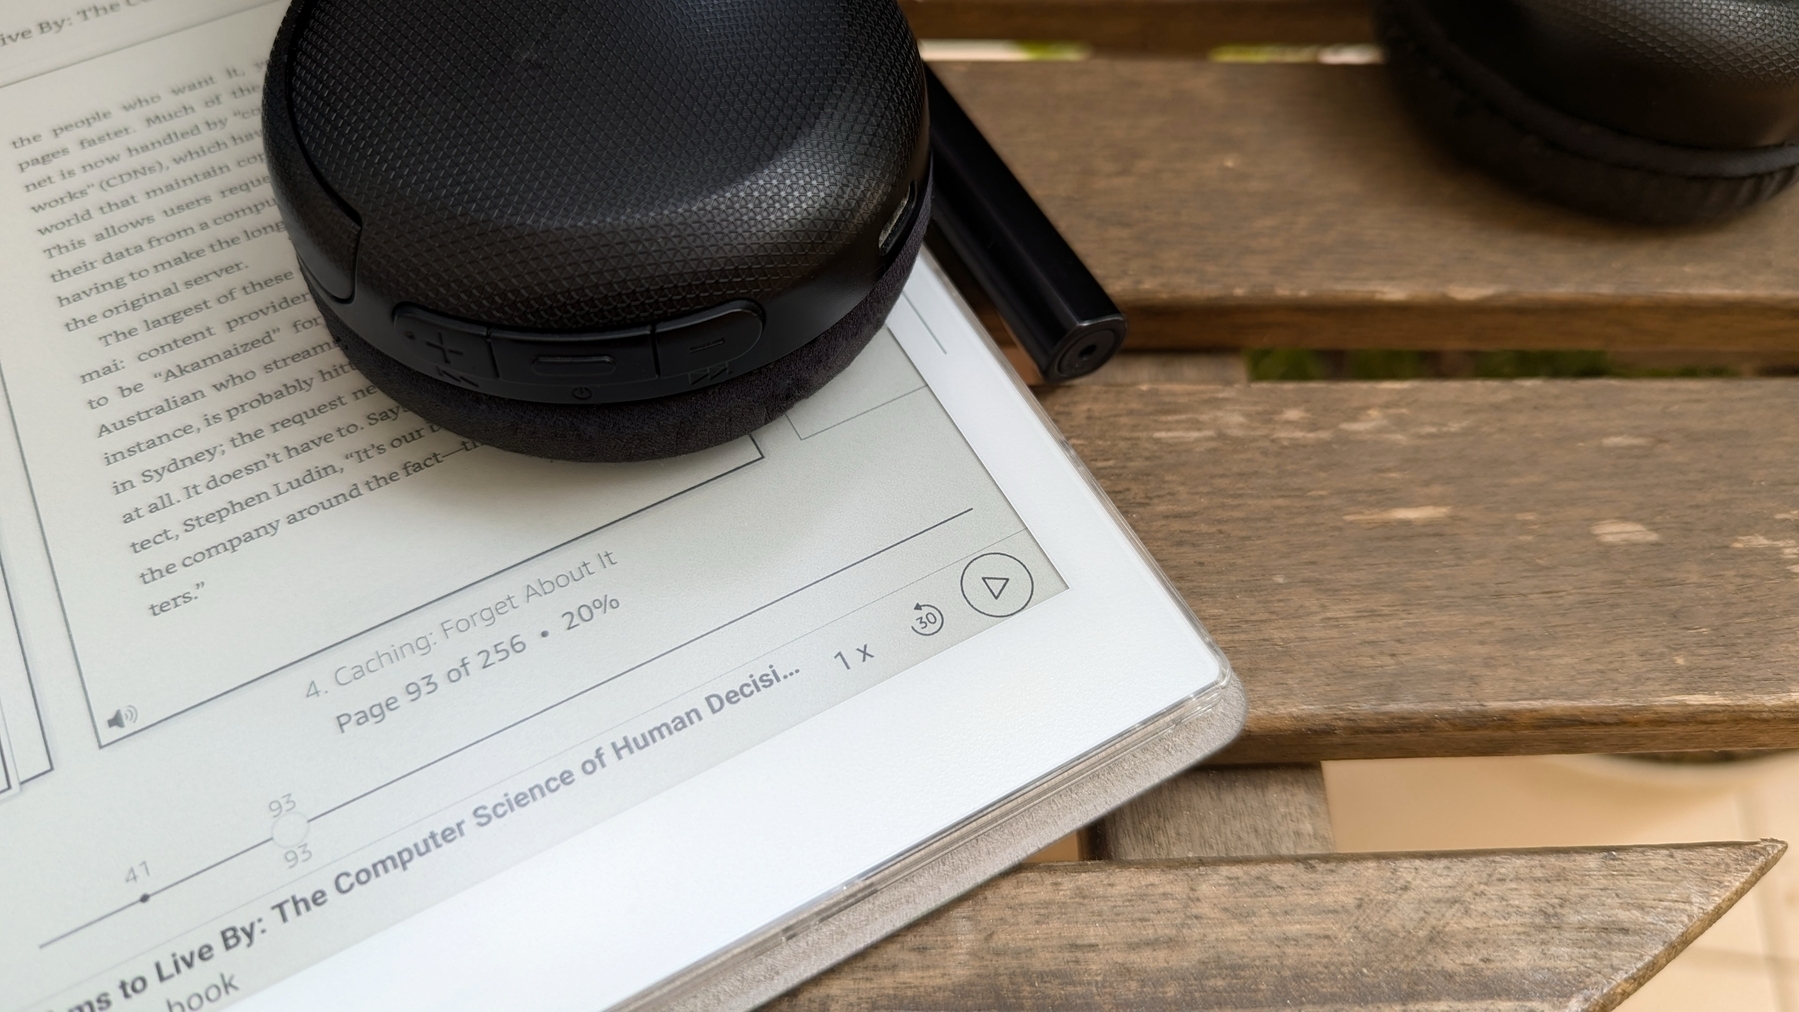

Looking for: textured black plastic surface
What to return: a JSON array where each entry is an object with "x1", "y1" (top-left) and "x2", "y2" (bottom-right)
[
  {"x1": 265, "y1": 0, "x2": 928, "y2": 429},
  {"x1": 1380, "y1": 0, "x2": 1799, "y2": 222},
  {"x1": 1419, "y1": 0, "x2": 1799, "y2": 149},
  {"x1": 281, "y1": 0, "x2": 922, "y2": 329},
  {"x1": 320, "y1": 189, "x2": 928, "y2": 462}
]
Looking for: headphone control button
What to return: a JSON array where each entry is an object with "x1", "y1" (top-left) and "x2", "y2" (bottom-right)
[
  {"x1": 489, "y1": 326, "x2": 656, "y2": 386},
  {"x1": 652, "y1": 302, "x2": 762, "y2": 376},
  {"x1": 393, "y1": 306, "x2": 497, "y2": 379}
]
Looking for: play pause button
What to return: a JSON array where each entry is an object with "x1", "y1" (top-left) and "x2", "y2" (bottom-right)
[{"x1": 960, "y1": 552, "x2": 1034, "y2": 618}]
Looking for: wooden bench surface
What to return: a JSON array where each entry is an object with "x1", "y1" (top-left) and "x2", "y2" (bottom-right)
[
  {"x1": 920, "y1": 52, "x2": 1799, "y2": 761},
  {"x1": 761, "y1": 765, "x2": 1780, "y2": 1008},
  {"x1": 769, "y1": 841, "x2": 1783, "y2": 1011},
  {"x1": 936, "y1": 60, "x2": 1799, "y2": 351},
  {"x1": 871, "y1": 22, "x2": 1799, "y2": 1011},
  {"x1": 1047, "y1": 379, "x2": 1799, "y2": 761}
]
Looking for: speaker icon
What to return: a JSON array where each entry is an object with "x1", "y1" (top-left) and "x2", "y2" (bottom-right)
[{"x1": 106, "y1": 706, "x2": 138, "y2": 729}]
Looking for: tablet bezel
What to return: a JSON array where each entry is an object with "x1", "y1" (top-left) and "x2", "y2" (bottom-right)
[{"x1": 241, "y1": 253, "x2": 1246, "y2": 1011}]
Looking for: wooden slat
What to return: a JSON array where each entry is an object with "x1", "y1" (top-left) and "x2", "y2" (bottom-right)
[
  {"x1": 1099, "y1": 763, "x2": 1334, "y2": 858},
  {"x1": 767, "y1": 841, "x2": 1783, "y2": 1011},
  {"x1": 904, "y1": 0, "x2": 1372, "y2": 53},
  {"x1": 1042, "y1": 379, "x2": 1799, "y2": 761},
  {"x1": 935, "y1": 60, "x2": 1799, "y2": 351}
]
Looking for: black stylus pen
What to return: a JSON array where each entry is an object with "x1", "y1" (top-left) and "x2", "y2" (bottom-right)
[{"x1": 926, "y1": 65, "x2": 1127, "y2": 382}]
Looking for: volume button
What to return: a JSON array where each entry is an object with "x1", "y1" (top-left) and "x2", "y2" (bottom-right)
[{"x1": 393, "y1": 306, "x2": 498, "y2": 379}]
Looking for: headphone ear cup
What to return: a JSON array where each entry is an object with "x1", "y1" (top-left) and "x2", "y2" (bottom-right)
[
  {"x1": 1374, "y1": 0, "x2": 1799, "y2": 225},
  {"x1": 317, "y1": 185, "x2": 930, "y2": 463}
]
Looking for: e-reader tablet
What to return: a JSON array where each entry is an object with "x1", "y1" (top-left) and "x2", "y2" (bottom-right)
[{"x1": 0, "y1": 7, "x2": 1243, "y2": 1009}]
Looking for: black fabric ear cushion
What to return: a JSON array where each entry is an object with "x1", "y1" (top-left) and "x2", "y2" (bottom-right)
[
  {"x1": 317, "y1": 187, "x2": 929, "y2": 463},
  {"x1": 1375, "y1": 0, "x2": 1799, "y2": 225}
]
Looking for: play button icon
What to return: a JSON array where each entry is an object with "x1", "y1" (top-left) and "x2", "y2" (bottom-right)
[{"x1": 961, "y1": 553, "x2": 1034, "y2": 618}]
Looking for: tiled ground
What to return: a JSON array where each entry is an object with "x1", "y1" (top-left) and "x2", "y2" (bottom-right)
[{"x1": 1327, "y1": 753, "x2": 1799, "y2": 1011}]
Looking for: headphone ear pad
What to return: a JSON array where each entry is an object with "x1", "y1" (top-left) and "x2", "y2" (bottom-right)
[
  {"x1": 1374, "y1": 0, "x2": 1799, "y2": 225},
  {"x1": 319, "y1": 186, "x2": 930, "y2": 463}
]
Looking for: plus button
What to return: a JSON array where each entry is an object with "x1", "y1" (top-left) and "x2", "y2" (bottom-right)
[{"x1": 393, "y1": 308, "x2": 499, "y2": 378}]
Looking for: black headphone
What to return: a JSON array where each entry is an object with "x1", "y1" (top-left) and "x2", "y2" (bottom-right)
[
  {"x1": 1377, "y1": 0, "x2": 1799, "y2": 224},
  {"x1": 265, "y1": 0, "x2": 931, "y2": 463},
  {"x1": 277, "y1": 0, "x2": 1774, "y2": 465}
]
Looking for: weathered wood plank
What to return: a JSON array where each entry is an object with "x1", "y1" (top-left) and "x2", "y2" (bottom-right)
[
  {"x1": 935, "y1": 60, "x2": 1799, "y2": 351},
  {"x1": 1041, "y1": 379, "x2": 1799, "y2": 761},
  {"x1": 766, "y1": 841, "x2": 1783, "y2": 1011},
  {"x1": 904, "y1": 0, "x2": 1372, "y2": 53},
  {"x1": 1099, "y1": 763, "x2": 1334, "y2": 858}
]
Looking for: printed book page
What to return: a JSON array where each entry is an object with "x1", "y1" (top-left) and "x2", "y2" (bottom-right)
[{"x1": 0, "y1": 4, "x2": 1068, "y2": 1009}]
